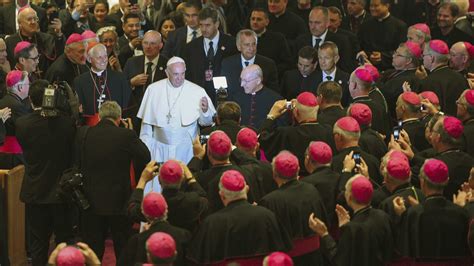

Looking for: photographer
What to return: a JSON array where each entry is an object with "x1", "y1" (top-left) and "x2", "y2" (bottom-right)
[
  {"x1": 16, "y1": 79, "x2": 77, "y2": 266},
  {"x1": 78, "y1": 101, "x2": 150, "y2": 261}
]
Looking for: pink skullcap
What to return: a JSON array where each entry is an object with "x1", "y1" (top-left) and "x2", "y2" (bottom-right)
[
  {"x1": 464, "y1": 89, "x2": 474, "y2": 106},
  {"x1": 14, "y1": 41, "x2": 32, "y2": 55},
  {"x1": 81, "y1": 30, "x2": 97, "y2": 40},
  {"x1": 208, "y1": 131, "x2": 232, "y2": 156},
  {"x1": 412, "y1": 23, "x2": 430, "y2": 36},
  {"x1": 296, "y1": 92, "x2": 318, "y2": 107},
  {"x1": 18, "y1": 5, "x2": 30, "y2": 14},
  {"x1": 405, "y1": 41, "x2": 422, "y2": 58},
  {"x1": 267, "y1": 252, "x2": 294, "y2": 266},
  {"x1": 147, "y1": 232, "x2": 176, "y2": 259},
  {"x1": 389, "y1": 150, "x2": 409, "y2": 163},
  {"x1": 6, "y1": 70, "x2": 24, "y2": 87},
  {"x1": 387, "y1": 158, "x2": 410, "y2": 180},
  {"x1": 220, "y1": 170, "x2": 245, "y2": 191},
  {"x1": 419, "y1": 91, "x2": 439, "y2": 105},
  {"x1": 159, "y1": 160, "x2": 183, "y2": 184},
  {"x1": 308, "y1": 141, "x2": 332, "y2": 164},
  {"x1": 364, "y1": 64, "x2": 380, "y2": 81},
  {"x1": 335, "y1": 116, "x2": 360, "y2": 132},
  {"x1": 354, "y1": 68, "x2": 373, "y2": 83},
  {"x1": 66, "y1": 33, "x2": 84, "y2": 45},
  {"x1": 56, "y1": 246, "x2": 85, "y2": 266},
  {"x1": 349, "y1": 103, "x2": 372, "y2": 126},
  {"x1": 423, "y1": 159, "x2": 448, "y2": 183},
  {"x1": 274, "y1": 151, "x2": 299, "y2": 178},
  {"x1": 401, "y1": 91, "x2": 421, "y2": 106},
  {"x1": 237, "y1": 127, "x2": 258, "y2": 149},
  {"x1": 350, "y1": 176, "x2": 373, "y2": 204},
  {"x1": 429, "y1": 40, "x2": 449, "y2": 55},
  {"x1": 443, "y1": 116, "x2": 464, "y2": 139},
  {"x1": 142, "y1": 192, "x2": 167, "y2": 218},
  {"x1": 464, "y1": 42, "x2": 474, "y2": 59}
]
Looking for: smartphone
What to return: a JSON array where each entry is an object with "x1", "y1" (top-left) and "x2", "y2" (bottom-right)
[
  {"x1": 49, "y1": 11, "x2": 59, "y2": 24},
  {"x1": 200, "y1": 135, "x2": 210, "y2": 145},
  {"x1": 353, "y1": 152, "x2": 361, "y2": 166},
  {"x1": 357, "y1": 55, "x2": 365, "y2": 66},
  {"x1": 393, "y1": 128, "x2": 400, "y2": 140},
  {"x1": 420, "y1": 104, "x2": 426, "y2": 111},
  {"x1": 138, "y1": 29, "x2": 144, "y2": 38}
]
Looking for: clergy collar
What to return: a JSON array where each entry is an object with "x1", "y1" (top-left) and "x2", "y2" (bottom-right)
[
  {"x1": 145, "y1": 55, "x2": 160, "y2": 66},
  {"x1": 454, "y1": 16, "x2": 467, "y2": 24},
  {"x1": 279, "y1": 178, "x2": 298, "y2": 188},
  {"x1": 430, "y1": 64, "x2": 449, "y2": 73},
  {"x1": 320, "y1": 104, "x2": 343, "y2": 112},
  {"x1": 376, "y1": 12, "x2": 391, "y2": 22},
  {"x1": 226, "y1": 198, "x2": 249, "y2": 208},
  {"x1": 91, "y1": 68, "x2": 105, "y2": 76},
  {"x1": 273, "y1": 10, "x2": 287, "y2": 19},
  {"x1": 312, "y1": 165, "x2": 331, "y2": 174},
  {"x1": 436, "y1": 147, "x2": 461, "y2": 156},
  {"x1": 463, "y1": 117, "x2": 474, "y2": 125},
  {"x1": 354, "y1": 9, "x2": 366, "y2": 19},
  {"x1": 392, "y1": 182, "x2": 412, "y2": 194},
  {"x1": 256, "y1": 28, "x2": 266, "y2": 37},
  {"x1": 352, "y1": 95, "x2": 371, "y2": 101}
]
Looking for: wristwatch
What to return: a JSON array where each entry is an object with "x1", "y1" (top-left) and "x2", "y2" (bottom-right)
[{"x1": 341, "y1": 168, "x2": 351, "y2": 173}]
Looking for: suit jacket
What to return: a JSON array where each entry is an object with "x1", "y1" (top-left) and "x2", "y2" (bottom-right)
[
  {"x1": 79, "y1": 119, "x2": 150, "y2": 215},
  {"x1": 183, "y1": 33, "x2": 238, "y2": 103},
  {"x1": 221, "y1": 53, "x2": 280, "y2": 95},
  {"x1": 0, "y1": 3, "x2": 47, "y2": 36},
  {"x1": 118, "y1": 35, "x2": 144, "y2": 67},
  {"x1": 313, "y1": 68, "x2": 351, "y2": 107},
  {"x1": 280, "y1": 69, "x2": 319, "y2": 100},
  {"x1": 161, "y1": 26, "x2": 188, "y2": 58},
  {"x1": 295, "y1": 31, "x2": 356, "y2": 73},
  {"x1": 257, "y1": 30, "x2": 293, "y2": 75}
]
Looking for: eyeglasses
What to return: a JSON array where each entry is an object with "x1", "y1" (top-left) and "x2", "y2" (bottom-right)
[
  {"x1": 25, "y1": 16, "x2": 39, "y2": 23},
  {"x1": 393, "y1": 52, "x2": 408, "y2": 58},
  {"x1": 240, "y1": 77, "x2": 258, "y2": 84},
  {"x1": 28, "y1": 55, "x2": 40, "y2": 61}
]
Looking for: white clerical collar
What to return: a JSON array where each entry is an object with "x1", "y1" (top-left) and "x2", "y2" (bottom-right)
[
  {"x1": 205, "y1": 31, "x2": 220, "y2": 50},
  {"x1": 145, "y1": 55, "x2": 159, "y2": 66},
  {"x1": 91, "y1": 68, "x2": 105, "y2": 76},
  {"x1": 241, "y1": 55, "x2": 256, "y2": 68},
  {"x1": 314, "y1": 29, "x2": 328, "y2": 44},
  {"x1": 377, "y1": 12, "x2": 390, "y2": 22},
  {"x1": 322, "y1": 67, "x2": 337, "y2": 81},
  {"x1": 256, "y1": 28, "x2": 266, "y2": 37},
  {"x1": 355, "y1": 9, "x2": 365, "y2": 18}
]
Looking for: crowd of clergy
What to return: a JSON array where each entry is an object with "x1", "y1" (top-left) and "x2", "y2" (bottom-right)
[{"x1": 0, "y1": 0, "x2": 474, "y2": 265}]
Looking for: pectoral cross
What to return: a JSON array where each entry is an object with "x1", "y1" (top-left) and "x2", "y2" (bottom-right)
[
  {"x1": 166, "y1": 113, "x2": 172, "y2": 124},
  {"x1": 97, "y1": 94, "x2": 106, "y2": 109}
]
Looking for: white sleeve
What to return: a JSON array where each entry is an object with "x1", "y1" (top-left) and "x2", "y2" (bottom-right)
[{"x1": 139, "y1": 122, "x2": 155, "y2": 152}]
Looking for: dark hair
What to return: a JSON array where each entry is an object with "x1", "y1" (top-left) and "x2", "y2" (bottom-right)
[
  {"x1": 217, "y1": 101, "x2": 241, "y2": 122},
  {"x1": 94, "y1": 0, "x2": 109, "y2": 12},
  {"x1": 298, "y1": 46, "x2": 318, "y2": 63},
  {"x1": 435, "y1": 118, "x2": 463, "y2": 147},
  {"x1": 198, "y1": 7, "x2": 218, "y2": 23},
  {"x1": 29, "y1": 79, "x2": 50, "y2": 107},
  {"x1": 439, "y1": 2, "x2": 460, "y2": 17},
  {"x1": 183, "y1": 0, "x2": 202, "y2": 10},
  {"x1": 158, "y1": 14, "x2": 178, "y2": 35},
  {"x1": 317, "y1": 81, "x2": 342, "y2": 103},
  {"x1": 123, "y1": 13, "x2": 140, "y2": 25},
  {"x1": 328, "y1": 6, "x2": 342, "y2": 18},
  {"x1": 251, "y1": 7, "x2": 269, "y2": 19},
  {"x1": 14, "y1": 43, "x2": 37, "y2": 63}
]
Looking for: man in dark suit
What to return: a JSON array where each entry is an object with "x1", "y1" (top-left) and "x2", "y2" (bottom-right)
[
  {"x1": 314, "y1": 41, "x2": 351, "y2": 107},
  {"x1": 162, "y1": 1, "x2": 202, "y2": 58},
  {"x1": 296, "y1": 6, "x2": 355, "y2": 73},
  {"x1": 79, "y1": 101, "x2": 150, "y2": 260},
  {"x1": 431, "y1": 3, "x2": 473, "y2": 47},
  {"x1": 328, "y1": 6, "x2": 361, "y2": 64},
  {"x1": 0, "y1": 1, "x2": 47, "y2": 36},
  {"x1": 109, "y1": 0, "x2": 152, "y2": 37},
  {"x1": 281, "y1": 46, "x2": 319, "y2": 100},
  {"x1": 249, "y1": 8, "x2": 293, "y2": 75},
  {"x1": 221, "y1": 29, "x2": 279, "y2": 95},
  {"x1": 316, "y1": 81, "x2": 345, "y2": 128},
  {"x1": 118, "y1": 13, "x2": 143, "y2": 66},
  {"x1": 346, "y1": 0, "x2": 371, "y2": 34},
  {"x1": 183, "y1": 7, "x2": 238, "y2": 104},
  {"x1": 16, "y1": 80, "x2": 76, "y2": 266},
  {"x1": 123, "y1": 30, "x2": 168, "y2": 131}
]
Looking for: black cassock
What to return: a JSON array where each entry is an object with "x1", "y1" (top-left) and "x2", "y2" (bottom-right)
[
  {"x1": 463, "y1": 118, "x2": 474, "y2": 158},
  {"x1": 320, "y1": 206, "x2": 393, "y2": 266},
  {"x1": 186, "y1": 199, "x2": 292, "y2": 265},
  {"x1": 259, "y1": 179, "x2": 328, "y2": 265},
  {"x1": 317, "y1": 105, "x2": 346, "y2": 128},
  {"x1": 73, "y1": 70, "x2": 131, "y2": 116},
  {"x1": 280, "y1": 69, "x2": 319, "y2": 100},
  {"x1": 44, "y1": 53, "x2": 88, "y2": 85},
  {"x1": 401, "y1": 119, "x2": 431, "y2": 153},
  {"x1": 352, "y1": 96, "x2": 390, "y2": 137},
  {"x1": 359, "y1": 126, "x2": 388, "y2": 160},
  {"x1": 398, "y1": 195, "x2": 470, "y2": 260}
]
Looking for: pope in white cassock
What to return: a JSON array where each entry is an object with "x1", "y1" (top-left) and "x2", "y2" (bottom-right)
[{"x1": 137, "y1": 56, "x2": 216, "y2": 192}]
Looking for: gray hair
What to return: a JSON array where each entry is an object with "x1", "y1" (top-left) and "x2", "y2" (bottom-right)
[
  {"x1": 218, "y1": 181, "x2": 247, "y2": 201},
  {"x1": 236, "y1": 29, "x2": 258, "y2": 46},
  {"x1": 99, "y1": 101, "x2": 121, "y2": 120}
]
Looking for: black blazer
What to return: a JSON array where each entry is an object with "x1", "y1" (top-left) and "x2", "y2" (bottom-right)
[
  {"x1": 161, "y1": 26, "x2": 188, "y2": 59},
  {"x1": 295, "y1": 31, "x2": 356, "y2": 73},
  {"x1": 79, "y1": 119, "x2": 150, "y2": 215},
  {"x1": 257, "y1": 30, "x2": 293, "y2": 75},
  {"x1": 313, "y1": 68, "x2": 351, "y2": 107},
  {"x1": 183, "y1": 33, "x2": 238, "y2": 101},
  {"x1": 221, "y1": 53, "x2": 280, "y2": 95},
  {"x1": 0, "y1": 3, "x2": 47, "y2": 36}
]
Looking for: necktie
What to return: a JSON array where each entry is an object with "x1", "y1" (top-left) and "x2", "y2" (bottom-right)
[
  {"x1": 314, "y1": 38, "x2": 322, "y2": 48},
  {"x1": 207, "y1": 41, "x2": 215, "y2": 62},
  {"x1": 192, "y1": 30, "x2": 197, "y2": 40},
  {"x1": 244, "y1": 61, "x2": 249, "y2": 67},
  {"x1": 145, "y1": 62, "x2": 153, "y2": 87},
  {"x1": 326, "y1": 76, "x2": 333, "y2": 81}
]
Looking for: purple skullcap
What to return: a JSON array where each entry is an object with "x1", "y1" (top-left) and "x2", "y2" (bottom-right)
[
  {"x1": 308, "y1": 141, "x2": 332, "y2": 164},
  {"x1": 429, "y1": 40, "x2": 449, "y2": 55},
  {"x1": 419, "y1": 91, "x2": 439, "y2": 105},
  {"x1": 220, "y1": 170, "x2": 246, "y2": 191},
  {"x1": 401, "y1": 91, "x2": 421, "y2": 106},
  {"x1": 351, "y1": 176, "x2": 373, "y2": 204},
  {"x1": 387, "y1": 158, "x2": 410, "y2": 180},
  {"x1": 56, "y1": 246, "x2": 85, "y2": 266},
  {"x1": 412, "y1": 23, "x2": 430, "y2": 36},
  {"x1": 147, "y1": 232, "x2": 176, "y2": 259},
  {"x1": 274, "y1": 151, "x2": 299, "y2": 178},
  {"x1": 296, "y1": 92, "x2": 318, "y2": 107},
  {"x1": 6, "y1": 70, "x2": 23, "y2": 87},
  {"x1": 208, "y1": 131, "x2": 232, "y2": 156},
  {"x1": 267, "y1": 252, "x2": 294, "y2": 266},
  {"x1": 159, "y1": 160, "x2": 183, "y2": 183},
  {"x1": 237, "y1": 127, "x2": 258, "y2": 149},
  {"x1": 423, "y1": 159, "x2": 449, "y2": 184},
  {"x1": 405, "y1": 41, "x2": 422, "y2": 58},
  {"x1": 14, "y1": 41, "x2": 32, "y2": 55},
  {"x1": 142, "y1": 192, "x2": 167, "y2": 218},
  {"x1": 443, "y1": 116, "x2": 464, "y2": 139},
  {"x1": 349, "y1": 103, "x2": 372, "y2": 126},
  {"x1": 336, "y1": 116, "x2": 360, "y2": 132},
  {"x1": 354, "y1": 68, "x2": 373, "y2": 83}
]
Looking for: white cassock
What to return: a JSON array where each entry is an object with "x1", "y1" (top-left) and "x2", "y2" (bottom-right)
[{"x1": 137, "y1": 79, "x2": 215, "y2": 192}]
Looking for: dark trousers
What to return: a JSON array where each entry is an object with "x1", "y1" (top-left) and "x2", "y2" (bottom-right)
[
  {"x1": 25, "y1": 203, "x2": 74, "y2": 266},
  {"x1": 80, "y1": 211, "x2": 131, "y2": 260}
]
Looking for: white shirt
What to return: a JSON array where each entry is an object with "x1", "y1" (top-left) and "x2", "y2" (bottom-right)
[
  {"x1": 186, "y1": 26, "x2": 202, "y2": 43},
  {"x1": 322, "y1": 67, "x2": 337, "y2": 81},
  {"x1": 204, "y1": 31, "x2": 220, "y2": 56},
  {"x1": 313, "y1": 29, "x2": 328, "y2": 48},
  {"x1": 144, "y1": 55, "x2": 160, "y2": 82},
  {"x1": 241, "y1": 55, "x2": 256, "y2": 68}
]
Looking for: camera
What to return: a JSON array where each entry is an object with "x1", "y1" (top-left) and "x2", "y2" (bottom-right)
[
  {"x1": 286, "y1": 101, "x2": 293, "y2": 110},
  {"x1": 58, "y1": 169, "x2": 90, "y2": 210},
  {"x1": 200, "y1": 134, "x2": 210, "y2": 145},
  {"x1": 353, "y1": 152, "x2": 361, "y2": 166},
  {"x1": 357, "y1": 55, "x2": 365, "y2": 66},
  {"x1": 420, "y1": 104, "x2": 426, "y2": 111},
  {"x1": 41, "y1": 81, "x2": 78, "y2": 119},
  {"x1": 393, "y1": 127, "x2": 401, "y2": 140}
]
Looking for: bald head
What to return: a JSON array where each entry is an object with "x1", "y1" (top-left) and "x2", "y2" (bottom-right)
[
  {"x1": 450, "y1": 42, "x2": 470, "y2": 71},
  {"x1": 143, "y1": 30, "x2": 163, "y2": 60},
  {"x1": 18, "y1": 7, "x2": 39, "y2": 36},
  {"x1": 240, "y1": 64, "x2": 263, "y2": 94}
]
